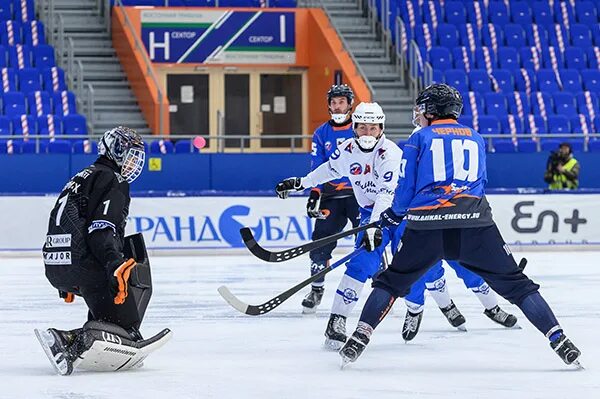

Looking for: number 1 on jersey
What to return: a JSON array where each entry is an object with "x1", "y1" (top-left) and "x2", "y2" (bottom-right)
[
  {"x1": 430, "y1": 138, "x2": 479, "y2": 182},
  {"x1": 55, "y1": 194, "x2": 68, "y2": 226}
]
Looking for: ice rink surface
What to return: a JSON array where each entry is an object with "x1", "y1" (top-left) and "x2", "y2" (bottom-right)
[{"x1": 1, "y1": 250, "x2": 598, "y2": 399}]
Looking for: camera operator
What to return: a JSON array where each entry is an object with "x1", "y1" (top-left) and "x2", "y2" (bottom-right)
[{"x1": 544, "y1": 142, "x2": 580, "y2": 190}]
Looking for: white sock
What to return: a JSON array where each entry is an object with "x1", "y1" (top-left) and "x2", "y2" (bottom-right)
[
  {"x1": 331, "y1": 274, "x2": 364, "y2": 317},
  {"x1": 426, "y1": 277, "x2": 452, "y2": 309},
  {"x1": 404, "y1": 299, "x2": 424, "y2": 314},
  {"x1": 471, "y1": 282, "x2": 498, "y2": 310}
]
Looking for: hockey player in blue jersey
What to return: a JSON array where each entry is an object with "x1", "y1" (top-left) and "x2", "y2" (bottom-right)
[
  {"x1": 301, "y1": 84, "x2": 360, "y2": 314},
  {"x1": 340, "y1": 84, "x2": 581, "y2": 367}
]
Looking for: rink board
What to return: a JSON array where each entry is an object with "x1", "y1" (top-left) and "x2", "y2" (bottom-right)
[{"x1": 0, "y1": 194, "x2": 597, "y2": 252}]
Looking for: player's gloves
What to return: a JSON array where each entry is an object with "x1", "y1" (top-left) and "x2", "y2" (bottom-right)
[
  {"x1": 275, "y1": 177, "x2": 304, "y2": 199},
  {"x1": 306, "y1": 189, "x2": 322, "y2": 218},
  {"x1": 379, "y1": 208, "x2": 404, "y2": 228},
  {"x1": 109, "y1": 258, "x2": 139, "y2": 305},
  {"x1": 362, "y1": 227, "x2": 383, "y2": 252}
]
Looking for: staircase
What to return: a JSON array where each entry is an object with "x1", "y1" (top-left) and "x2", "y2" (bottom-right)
[
  {"x1": 39, "y1": 0, "x2": 151, "y2": 135},
  {"x1": 320, "y1": 0, "x2": 414, "y2": 136}
]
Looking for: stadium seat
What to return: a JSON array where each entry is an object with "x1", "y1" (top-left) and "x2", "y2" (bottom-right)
[
  {"x1": 593, "y1": 24, "x2": 600, "y2": 46},
  {"x1": 524, "y1": 24, "x2": 549, "y2": 49},
  {"x1": 504, "y1": 24, "x2": 527, "y2": 48},
  {"x1": 422, "y1": 1, "x2": 443, "y2": 27},
  {"x1": 571, "y1": 115, "x2": 592, "y2": 134},
  {"x1": 0, "y1": 21, "x2": 22, "y2": 46},
  {"x1": 53, "y1": 90, "x2": 76, "y2": 115},
  {"x1": 540, "y1": 46, "x2": 564, "y2": 69},
  {"x1": 532, "y1": 2, "x2": 554, "y2": 26},
  {"x1": 510, "y1": 3, "x2": 532, "y2": 25},
  {"x1": 553, "y1": 1, "x2": 576, "y2": 26},
  {"x1": 22, "y1": 20, "x2": 45, "y2": 45},
  {"x1": 3, "y1": 91, "x2": 26, "y2": 115},
  {"x1": 72, "y1": 139, "x2": 98, "y2": 154},
  {"x1": 444, "y1": 1, "x2": 466, "y2": 24},
  {"x1": 473, "y1": 47, "x2": 496, "y2": 70},
  {"x1": 47, "y1": 140, "x2": 71, "y2": 154},
  {"x1": 175, "y1": 140, "x2": 201, "y2": 154},
  {"x1": 41, "y1": 67, "x2": 66, "y2": 92},
  {"x1": 547, "y1": 115, "x2": 571, "y2": 134},
  {"x1": 553, "y1": 92, "x2": 578, "y2": 117},
  {"x1": 27, "y1": 90, "x2": 51, "y2": 115},
  {"x1": 488, "y1": 3, "x2": 510, "y2": 26},
  {"x1": 531, "y1": 92, "x2": 553, "y2": 118},
  {"x1": 469, "y1": 69, "x2": 493, "y2": 92},
  {"x1": 559, "y1": 70, "x2": 582, "y2": 93},
  {"x1": 0, "y1": 67, "x2": 17, "y2": 92},
  {"x1": 428, "y1": 47, "x2": 452, "y2": 71},
  {"x1": 520, "y1": 47, "x2": 542, "y2": 71},
  {"x1": 537, "y1": 69, "x2": 560, "y2": 92},
  {"x1": 581, "y1": 69, "x2": 600, "y2": 91},
  {"x1": 8, "y1": 44, "x2": 32, "y2": 69},
  {"x1": 477, "y1": 115, "x2": 501, "y2": 135},
  {"x1": 564, "y1": 47, "x2": 587, "y2": 70},
  {"x1": 465, "y1": 2, "x2": 488, "y2": 27},
  {"x1": 150, "y1": 139, "x2": 174, "y2": 154},
  {"x1": 548, "y1": 24, "x2": 569, "y2": 51},
  {"x1": 595, "y1": 116, "x2": 600, "y2": 132},
  {"x1": 270, "y1": 0, "x2": 297, "y2": 6},
  {"x1": 588, "y1": 140, "x2": 600, "y2": 152},
  {"x1": 12, "y1": 114, "x2": 36, "y2": 136},
  {"x1": 499, "y1": 115, "x2": 524, "y2": 134},
  {"x1": 517, "y1": 139, "x2": 538, "y2": 153},
  {"x1": 524, "y1": 115, "x2": 547, "y2": 134},
  {"x1": 481, "y1": 23, "x2": 503, "y2": 50},
  {"x1": 413, "y1": 24, "x2": 436, "y2": 49},
  {"x1": 576, "y1": 91, "x2": 599, "y2": 117},
  {"x1": 432, "y1": 69, "x2": 444, "y2": 83},
  {"x1": 586, "y1": 47, "x2": 600, "y2": 69},
  {"x1": 497, "y1": 47, "x2": 520, "y2": 71},
  {"x1": 493, "y1": 140, "x2": 516, "y2": 153},
  {"x1": 0, "y1": 115, "x2": 11, "y2": 134},
  {"x1": 444, "y1": 69, "x2": 468, "y2": 92},
  {"x1": 451, "y1": 46, "x2": 475, "y2": 70},
  {"x1": 484, "y1": 92, "x2": 507, "y2": 114},
  {"x1": 489, "y1": 69, "x2": 513, "y2": 92},
  {"x1": 0, "y1": 45, "x2": 7, "y2": 68},
  {"x1": 575, "y1": 1, "x2": 597, "y2": 24},
  {"x1": 0, "y1": 2, "x2": 10, "y2": 21},
  {"x1": 436, "y1": 24, "x2": 459, "y2": 48},
  {"x1": 33, "y1": 45, "x2": 55, "y2": 68},
  {"x1": 13, "y1": 0, "x2": 35, "y2": 23},
  {"x1": 20, "y1": 140, "x2": 47, "y2": 154},
  {"x1": 540, "y1": 139, "x2": 562, "y2": 152},
  {"x1": 506, "y1": 91, "x2": 532, "y2": 116},
  {"x1": 63, "y1": 114, "x2": 87, "y2": 135},
  {"x1": 462, "y1": 91, "x2": 484, "y2": 116},
  {"x1": 17, "y1": 68, "x2": 40, "y2": 93},
  {"x1": 570, "y1": 24, "x2": 593, "y2": 48},
  {"x1": 37, "y1": 114, "x2": 62, "y2": 136},
  {"x1": 457, "y1": 23, "x2": 481, "y2": 49},
  {"x1": 512, "y1": 68, "x2": 536, "y2": 93}
]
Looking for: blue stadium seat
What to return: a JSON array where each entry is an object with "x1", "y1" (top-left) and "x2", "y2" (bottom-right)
[
  {"x1": 270, "y1": 0, "x2": 297, "y2": 6},
  {"x1": 17, "y1": 67, "x2": 40, "y2": 93},
  {"x1": 457, "y1": 23, "x2": 481, "y2": 48},
  {"x1": 532, "y1": 2, "x2": 554, "y2": 26},
  {"x1": 540, "y1": 139, "x2": 563, "y2": 151},
  {"x1": 41, "y1": 67, "x2": 66, "y2": 92},
  {"x1": 499, "y1": 115, "x2": 524, "y2": 134},
  {"x1": 422, "y1": 1, "x2": 443, "y2": 27},
  {"x1": 540, "y1": 46, "x2": 564, "y2": 69},
  {"x1": 217, "y1": 0, "x2": 261, "y2": 6},
  {"x1": 589, "y1": 140, "x2": 600, "y2": 152},
  {"x1": 399, "y1": 1, "x2": 422, "y2": 28},
  {"x1": 0, "y1": 2, "x2": 11, "y2": 21},
  {"x1": 531, "y1": 92, "x2": 553, "y2": 116},
  {"x1": 63, "y1": 114, "x2": 87, "y2": 135},
  {"x1": 0, "y1": 21, "x2": 22, "y2": 45},
  {"x1": 0, "y1": 116, "x2": 11, "y2": 134},
  {"x1": 547, "y1": 115, "x2": 571, "y2": 134},
  {"x1": 38, "y1": 114, "x2": 62, "y2": 135},
  {"x1": 451, "y1": 46, "x2": 475, "y2": 70},
  {"x1": 473, "y1": 47, "x2": 496, "y2": 70},
  {"x1": 548, "y1": 24, "x2": 569, "y2": 50},
  {"x1": 595, "y1": 116, "x2": 600, "y2": 132},
  {"x1": 53, "y1": 90, "x2": 77, "y2": 115},
  {"x1": 493, "y1": 140, "x2": 516, "y2": 153},
  {"x1": 12, "y1": 114, "x2": 36, "y2": 136},
  {"x1": 537, "y1": 69, "x2": 560, "y2": 92},
  {"x1": 150, "y1": 139, "x2": 174, "y2": 154},
  {"x1": 506, "y1": 91, "x2": 532, "y2": 115},
  {"x1": 432, "y1": 69, "x2": 444, "y2": 83},
  {"x1": 593, "y1": 24, "x2": 600, "y2": 46},
  {"x1": 564, "y1": 47, "x2": 587, "y2": 70},
  {"x1": 504, "y1": 24, "x2": 526, "y2": 47},
  {"x1": 3, "y1": 91, "x2": 25, "y2": 115},
  {"x1": 0, "y1": 45, "x2": 7, "y2": 67},
  {"x1": 72, "y1": 139, "x2": 98, "y2": 154},
  {"x1": 468, "y1": 69, "x2": 492, "y2": 92},
  {"x1": 524, "y1": 115, "x2": 547, "y2": 134},
  {"x1": 512, "y1": 68, "x2": 536, "y2": 93},
  {"x1": 436, "y1": 24, "x2": 459, "y2": 48},
  {"x1": 458, "y1": 115, "x2": 472, "y2": 127},
  {"x1": 33, "y1": 45, "x2": 55, "y2": 68},
  {"x1": 576, "y1": 91, "x2": 599, "y2": 117},
  {"x1": 444, "y1": 69, "x2": 469, "y2": 92},
  {"x1": 517, "y1": 139, "x2": 538, "y2": 153},
  {"x1": 575, "y1": 1, "x2": 597, "y2": 24},
  {"x1": 519, "y1": 46, "x2": 542, "y2": 71},
  {"x1": 581, "y1": 69, "x2": 600, "y2": 91},
  {"x1": 481, "y1": 23, "x2": 504, "y2": 49},
  {"x1": 586, "y1": 47, "x2": 600, "y2": 69},
  {"x1": 462, "y1": 91, "x2": 485, "y2": 116},
  {"x1": 13, "y1": 0, "x2": 35, "y2": 23},
  {"x1": 497, "y1": 47, "x2": 520, "y2": 71},
  {"x1": 553, "y1": 92, "x2": 578, "y2": 117},
  {"x1": 554, "y1": 1, "x2": 576, "y2": 26},
  {"x1": 175, "y1": 139, "x2": 201, "y2": 154},
  {"x1": 484, "y1": 92, "x2": 507, "y2": 114},
  {"x1": 8, "y1": 44, "x2": 31, "y2": 69},
  {"x1": 559, "y1": 70, "x2": 582, "y2": 93},
  {"x1": 27, "y1": 90, "x2": 51, "y2": 115},
  {"x1": 47, "y1": 140, "x2": 71, "y2": 154},
  {"x1": 0, "y1": 67, "x2": 17, "y2": 91},
  {"x1": 571, "y1": 115, "x2": 593, "y2": 134},
  {"x1": 428, "y1": 47, "x2": 452, "y2": 71},
  {"x1": 413, "y1": 24, "x2": 436, "y2": 49},
  {"x1": 465, "y1": 2, "x2": 488, "y2": 27},
  {"x1": 478, "y1": 115, "x2": 501, "y2": 134},
  {"x1": 488, "y1": 3, "x2": 510, "y2": 26},
  {"x1": 524, "y1": 24, "x2": 549, "y2": 49},
  {"x1": 444, "y1": 1, "x2": 466, "y2": 24},
  {"x1": 570, "y1": 24, "x2": 593, "y2": 48},
  {"x1": 22, "y1": 20, "x2": 45, "y2": 45},
  {"x1": 489, "y1": 69, "x2": 513, "y2": 92},
  {"x1": 510, "y1": 2, "x2": 532, "y2": 25},
  {"x1": 20, "y1": 140, "x2": 47, "y2": 154}
]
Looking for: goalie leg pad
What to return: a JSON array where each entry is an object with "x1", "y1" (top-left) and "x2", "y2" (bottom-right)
[{"x1": 74, "y1": 321, "x2": 172, "y2": 372}]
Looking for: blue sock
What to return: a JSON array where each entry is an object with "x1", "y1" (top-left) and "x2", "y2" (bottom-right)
[
  {"x1": 359, "y1": 287, "x2": 395, "y2": 329},
  {"x1": 518, "y1": 292, "x2": 562, "y2": 340}
]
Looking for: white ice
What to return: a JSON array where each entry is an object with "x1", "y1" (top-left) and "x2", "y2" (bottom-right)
[{"x1": 0, "y1": 251, "x2": 598, "y2": 399}]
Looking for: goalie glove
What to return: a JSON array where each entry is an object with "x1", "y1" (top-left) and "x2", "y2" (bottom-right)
[
  {"x1": 306, "y1": 189, "x2": 322, "y2": 218},
  {"x1": 110, "y1": 258, "x2": 139, "y2": 305},
  {"x1": 275, "y1": 177, "x2": 304, "y2": 199}
]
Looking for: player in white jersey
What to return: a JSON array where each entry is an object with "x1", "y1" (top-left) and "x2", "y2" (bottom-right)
[{"x1": 276, "y1": 102, "x2": 405, "y2": 349}]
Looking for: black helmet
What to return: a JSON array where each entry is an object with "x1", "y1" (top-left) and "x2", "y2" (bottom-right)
[
  {"x1": 415, "y1": 83, "x2": 463, "y2": 120},
  {"x1": 327, "y1": 84, "x2": 354, "y2": 105},
  {"x1": 98, "y1": 126, "x2": 145, "y2": 183}
]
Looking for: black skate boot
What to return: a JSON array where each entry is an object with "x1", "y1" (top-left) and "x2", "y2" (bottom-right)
[
  {"x1": 340, "y1": 322, "x2": 372, "y2": 368},
  {"x1": 302, "y1": 286, "x2": 324, "y2": 314},
  {"x1": 440, "y1": 301, "x2": 467, "y2": 331},
  {"x1": 34, "y1": 328, "x2": 79, "y2": 375},
  {"x1": 484, "y1": 305, "x2": 518, "y2": 328},
  {"x1": 550, "y1": 334, "x2": 582, "y2": 367},
  {"x1": 402, "y1": 310, "x2": 424, "y2": 342},
  {"x1": 324, "y1": 313, "x2": 347, "y2": 350}
]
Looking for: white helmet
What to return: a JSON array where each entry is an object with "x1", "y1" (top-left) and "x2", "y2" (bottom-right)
[{"x1": 352, "y1": 102, "x2": 385, "y2": 151}]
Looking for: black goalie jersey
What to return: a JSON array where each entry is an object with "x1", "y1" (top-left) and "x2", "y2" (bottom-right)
[{"x1": 43, "y1": 156, "x2": 130, "y2": 269}]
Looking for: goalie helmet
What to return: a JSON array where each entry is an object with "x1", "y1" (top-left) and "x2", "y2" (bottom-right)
[
  {"x1": 352, "y1": 102, "x2": 385, "y2": 151},
  {"x1": 414, "y1": 83, "x2": 463, "y2": 123},
  {"x1": 327, "y1": 84, "x2": 354, "y2": 124},
  {"x1": 98, "y1": 126, "x2": 145, "y2": 183}
]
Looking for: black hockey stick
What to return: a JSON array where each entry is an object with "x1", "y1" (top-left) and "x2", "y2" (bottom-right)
[
  {"x1": 240, "y1": 222, "x2": 377, "y2": 262},
  {"x1": 217, "y1": 247, "x2": 366, "y2": 316},
  {"x1": 518, "y1": 257, "x2": 527, "y2": 271}
]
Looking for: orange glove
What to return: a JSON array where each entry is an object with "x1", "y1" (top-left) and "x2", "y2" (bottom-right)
[{"x1": 112, "y1": 258, "x2": 138, "y2": 305}]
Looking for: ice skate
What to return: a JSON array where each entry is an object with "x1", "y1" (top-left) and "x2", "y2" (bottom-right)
[
  {"x1": 440, "y1": 301, "x2": 467, "y2": 331},
  {"x1": 302, "y1": 286, "x2": 324, "y2": 314},
  {"x1": 34, "y1": 328, "x2": 78, "y2": 376},
  {"x1": 324, "y1": 313, "x2": 347, "y2": 350},
  {"x1": 402, "y1": 310, "x2": 423, "y2": 342},
  {"x1": 550, "y1": 334, "x2": 583, "y2": 369},
  {"x1": 484, "y1": 305, "x2": 519, "y2": 328},
  {"x1": 339, "y1": 330, "x2": 370, "y2": 368}
]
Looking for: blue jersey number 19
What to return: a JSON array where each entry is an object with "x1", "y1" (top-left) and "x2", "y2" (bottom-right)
[{"x1": 430, "y1": 138, "x2": 479, "y2": 182}]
